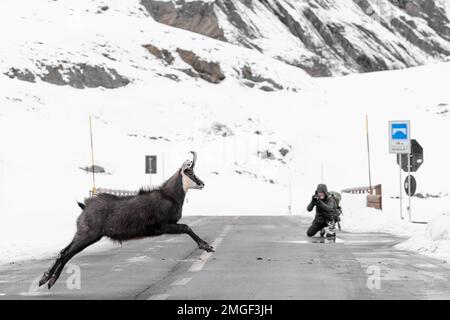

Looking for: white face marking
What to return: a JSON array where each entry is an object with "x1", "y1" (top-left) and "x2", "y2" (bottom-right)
[{"x1": 181, "y1": 170, "x2": 198, "y2": 192}]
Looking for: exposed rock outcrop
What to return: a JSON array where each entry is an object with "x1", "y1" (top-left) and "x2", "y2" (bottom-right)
[
  {"x1": 5, "y1": 63, "x2": 130, "y2": 89},
  {"x1": 143, "y1": 44, "x2": 175, "y2": 64},
  {"x1": 141, "y1": 0, "x2": 450, "y2": 77},
  {"x1": 140, "y1": 0, "x2": 225, "y2": 40},
  {"x1": 79, "y1": 165, "x2": 106, "y2": 174},
  {"x1": 176, "y1": 48, "x2": 225, "y2": 83},
  {"x1": 241, "y1": 65, "x2": 283, "y2": 91},
  {"x1": 4, "y1": 68, "x2": 36, "y2": 82}
]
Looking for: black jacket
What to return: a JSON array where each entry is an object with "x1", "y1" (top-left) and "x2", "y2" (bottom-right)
[{"x1": 307, "y1": 184, "x2": 337, "y2": 224}]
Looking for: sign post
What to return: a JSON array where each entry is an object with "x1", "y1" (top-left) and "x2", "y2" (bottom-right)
[
  {"x1": 407, "y1": 152, "x2": 412, "y2": 221},
  {"x1": 399, "y1": 156, "x2": 403, "y2": 220},
  {"x1": 389, "y1": 121, "x2": 411, "y2": 221},
  {"x1": 366, "y1": 115, "x2": 373, "y2": 192},
  {"x1": 89, "y1": 115, "x2": 96, "y2": 196},
  {"x1": 145, "y1": 155, "x2": 157, "y2": 187}
]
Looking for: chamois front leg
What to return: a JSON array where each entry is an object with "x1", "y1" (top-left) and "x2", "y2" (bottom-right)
[{"x1": 160, "y1": 223, "x2": 215, "y2": 252}]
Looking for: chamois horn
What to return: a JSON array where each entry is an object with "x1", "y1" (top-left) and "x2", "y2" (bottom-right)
[{"x1": 190, "y1": 151, "x2": 197, "y2": 168}]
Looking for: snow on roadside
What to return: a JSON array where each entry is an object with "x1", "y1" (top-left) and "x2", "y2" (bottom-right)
[
  {"x1": 306, "y1": 193, "x2": 450, "y2": 263},
  {"x1": 396, "y1": 212, "x2": 450, "y2": 263}
]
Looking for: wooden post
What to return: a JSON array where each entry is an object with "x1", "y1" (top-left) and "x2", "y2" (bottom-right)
[
  {"x1": 365, "y1": 115, "x2": 373, "y2": 193},
  {"x1": 89, "y1": 115, "x2": 96, "y2": 195}
]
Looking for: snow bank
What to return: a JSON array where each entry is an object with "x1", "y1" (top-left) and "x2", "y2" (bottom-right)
[{"x1": 396, "y1": 212, "x2": 450, "y2": 263}]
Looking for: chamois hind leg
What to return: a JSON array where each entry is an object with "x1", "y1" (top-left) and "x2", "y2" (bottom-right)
[
  {"x1": 46, "y1": 235, "x2": 102, "y2": 289},
  {"x1": 160, "y1": 223, "x2": 214, "y2": 252},
  {"x1": 39, "y1": 238, "x2": 76, "y2": 287}
]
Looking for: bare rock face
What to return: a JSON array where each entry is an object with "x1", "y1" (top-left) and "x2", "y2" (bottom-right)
[
  {"x1": 241, "y1": 65, "x2": 283, "y2": 90},
  {"x1": 141, "y1": 0, "x2": 450, "y2": 77},
  {"x1": 140, "y1": 0, "x2": 226, "y2": 40},
  {"x1": 176, "y1": 48, "x2": 225, "y2": 83},
  {"x1": 80, "y1": 165, "x2": 106, "y2": 174},
  {"x1": 143, "y1": 44, "x2": 175, "y2": 64},
  {"x1": 4, "y1": 68, "x2": 36, "y2": 82},
  {"x1": 5, "y1": 63, "x2": 130, "y2": 89},
  {"x1": 387, "y1": 0, "x2": 450, "y2": 41}
]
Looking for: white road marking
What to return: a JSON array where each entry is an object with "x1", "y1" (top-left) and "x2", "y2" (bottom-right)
[
  {"x1": 126, "y1": 255, "x2": 152, "y2": 263},
  {"x1": 189, "y1": 251, "x2": 214, "y2": 272},
  {"x1": 219, "y1": 225, "x2": 232, "y2": 237},
  {"x1": 147, "y1": 224, "x2": 232, "y2": 300},
  {"x1": 19, "y1": 292, "x2": 51, "y2": 296},
  {"x1": 20, "y1": 278, "x2": 51, "y2": 296},
  {"x1": 147, "y1": 224, "x2": 231, "y2": 300},
  {"x1": 415, "y1": 263, "x2": 438, "y2": 269},
  {"x1": 343, "y1": 239, "x2": 393, "y2": 244},
  {"x1": 147, "y1": 293, "x2": 170, "y2": 300},
  {"x1": 0, "y1": 293, "x2": 6, "y2": 296},
  {"x1": 171, "y1": 277, "x2": 192, "y2": 286},
  {"x1": 189, "y1": 237, "x2": 224, "y2": 272},
  {"x1": 277, "y1": 238, "x2": 345, "y2": 244},
  {"x1": 189, "y1": 225, "x2": 231, "y2": 273},
  {"x1": 160, "y1": 238, "x2": 183, "y2": 243}
]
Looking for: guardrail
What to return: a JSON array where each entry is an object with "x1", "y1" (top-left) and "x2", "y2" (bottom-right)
[
  {"x1": 341, "y1": 186, "x2": 372, "y2": 194},
  {"x1": 342, "y1": 184, "x2": 382, "y2": 210},
  {"x1": 88, "y1": 188, "x2": 138, "y2": 198}
]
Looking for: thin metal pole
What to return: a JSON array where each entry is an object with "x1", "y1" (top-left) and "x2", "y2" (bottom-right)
[
  {"x1": 408, "y1": 153, "x2": 412, "y2": 222},
  {"x1": 399, "y1": 155, "x2": 403, "y2": 220},
  {"x1": 366, "y1": 115, "x2": 372, "y2": 193},
  {"x1": 89, "y1": 115, "x2": 96, "y2": 195},
  {"x1": 321, "y1": 163, "x2": 324, "y2": 183},
  {"x1": 149, "y1": 158, "x2": 152, "y2": 188},
  {"x1": 288, "y1": 174, "x2": 292, "y2": 214},
  {"x1": 162, "y1": 152, "x2": 165, "y2": 182}
]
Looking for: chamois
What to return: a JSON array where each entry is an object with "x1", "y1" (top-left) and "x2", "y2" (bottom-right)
[{"x1": 39, "y1": 151, "x2": 213, "y2": 289}]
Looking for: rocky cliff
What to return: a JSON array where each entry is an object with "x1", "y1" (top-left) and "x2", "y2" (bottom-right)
[{"x1": 142, "y1": 0, "x2": 450, "y2": 76}]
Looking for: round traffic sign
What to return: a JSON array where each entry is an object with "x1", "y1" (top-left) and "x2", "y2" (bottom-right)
[{"x1": 404, "y1": 175, "x2": 417, "y2": 196}]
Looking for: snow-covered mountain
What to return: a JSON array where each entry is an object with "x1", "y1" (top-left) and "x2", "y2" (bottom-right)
[{"x1": 142, "y1": 0, "x2": 450, "y2": 76}]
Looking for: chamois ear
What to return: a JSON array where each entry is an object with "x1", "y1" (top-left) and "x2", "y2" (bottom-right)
[{"x1": 181, "y1": 159, "x2": 192, "y2": 171}]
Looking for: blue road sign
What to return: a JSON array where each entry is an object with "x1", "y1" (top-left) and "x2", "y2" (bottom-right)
[
  {"x1": 392, "y1": 123, "x2": 408, "y2": 140},
  {"x1": 389, "y1": 121, "x2": 411, "y2": 154}
]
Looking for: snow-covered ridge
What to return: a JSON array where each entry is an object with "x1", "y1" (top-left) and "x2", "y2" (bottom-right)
[
  {"x1": 0, "y1": 0, "x2": 310, "y2": 92},
  {"x1": 143, "y1": 0, "x2": 450, "y2": 76}
]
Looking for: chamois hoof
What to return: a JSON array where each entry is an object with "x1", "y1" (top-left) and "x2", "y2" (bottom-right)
[
  {"x1": 39, "y1": 273, "x2": 50, "y2": 287},
  {"x1": 199, "y1": 242, "x2": 215, "y2": 252},
  {"x1": 47, "y1": 276, "x2": 57, "y2": 289}
]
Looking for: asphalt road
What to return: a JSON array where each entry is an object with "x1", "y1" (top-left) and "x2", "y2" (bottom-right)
[{"x1": 1, "y1": 215, "x2": 450, "y2": 300}]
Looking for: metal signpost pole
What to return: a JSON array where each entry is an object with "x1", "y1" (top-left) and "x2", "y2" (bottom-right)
[
  {"x1": 408, "y1": 153, "x2": 412, "y2": 222},
  {"x1": 399, "y1": 155, "x2": 403, "y2": 220},
  {"x1": 390, "y1": 120, "x2": 410, "y2": 221},
  {"x1": 162, "y1": 152, "x2": 165, "y2": 182},
  {"x1": 149, "y1": 157, "x2": 152, "y2": 188},
  {"x1": 288, "y1": 178, "x2": 292, "y2": 215},
  {"x1": 321, "y1": 163, "x2": 324, "y2": 184}
]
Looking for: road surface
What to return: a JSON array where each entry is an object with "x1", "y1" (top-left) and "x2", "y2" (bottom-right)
[{"x1": 1, "y1": 215, "x2": 449, "y2": 299}]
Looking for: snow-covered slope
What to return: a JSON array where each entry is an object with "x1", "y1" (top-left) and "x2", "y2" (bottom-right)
[
  {"x1": 143, "y1": 0, "x2": 450, "y2": 76},
  {"x1": 1, "y1": 0, "x2": 449, "y2": 264}
]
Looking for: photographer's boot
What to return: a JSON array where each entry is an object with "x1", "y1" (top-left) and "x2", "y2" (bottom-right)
[{"x1": 320, "y1": 228, "x2": 326, "y2": 237}]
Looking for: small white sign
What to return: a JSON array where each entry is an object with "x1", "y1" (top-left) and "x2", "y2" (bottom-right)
[{"x1": 389, "y1": 120, "x2": 411, "y2": 154}]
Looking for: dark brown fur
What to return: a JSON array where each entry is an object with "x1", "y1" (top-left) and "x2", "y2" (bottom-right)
[{"x1": 39, "y1": 155, "x2": 213, "y2": 289}]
